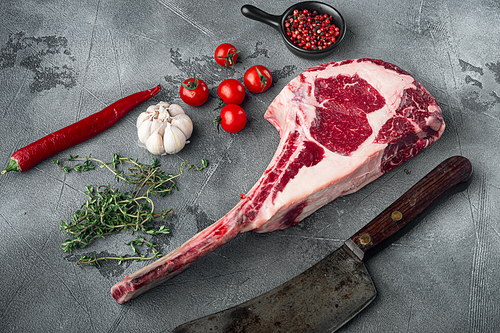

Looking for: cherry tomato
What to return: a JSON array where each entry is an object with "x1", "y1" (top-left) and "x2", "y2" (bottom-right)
[
  {"x1": 179, "y1": 75, "x2": 209, "y2": 107},
  {"x1": 216, "y1": 104, "x2": 247, "y2": 133},
  {"x1": 214, "y1": 43, "x2": 240, "y2": 67},
  {"x1": 217, "y1": 79, "x2": 246, "y2": 105},
  {"x1": 244, "y1": 65, "x2": 273, "y2": 93}
]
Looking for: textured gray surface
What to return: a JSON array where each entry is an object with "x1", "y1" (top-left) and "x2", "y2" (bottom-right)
[{"x1": 0, "y1": 0, "x2": 498, "y2": 332}]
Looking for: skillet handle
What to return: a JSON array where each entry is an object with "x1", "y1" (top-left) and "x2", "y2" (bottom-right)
[{"x1": 241, "y1": 5, "x2": 282, "y2": 31}]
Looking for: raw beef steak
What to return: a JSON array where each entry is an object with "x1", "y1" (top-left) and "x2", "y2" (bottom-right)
[{"x1": 111, "y1": 58, "x2": 445, "y2": 304}]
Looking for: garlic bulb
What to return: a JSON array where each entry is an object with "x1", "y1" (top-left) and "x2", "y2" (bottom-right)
[{"x1": 136, "y1": 102, "x2": 193, "y2": 155}]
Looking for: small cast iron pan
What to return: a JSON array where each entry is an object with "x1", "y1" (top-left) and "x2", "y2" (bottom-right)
[{"x1": 241, "y1": 1, "x2": 346, "y2": 59}]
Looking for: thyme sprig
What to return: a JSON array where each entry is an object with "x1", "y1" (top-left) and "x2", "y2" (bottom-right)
[
  {"x1": 56, "y1": 154, "x2": 208, "y2": 265},
  {"x1": 75, "y1": 236, "x2": 163, "y2": 267},
  {"x1": 54, "y1": 154, "x2": 208, "y2": 197}
]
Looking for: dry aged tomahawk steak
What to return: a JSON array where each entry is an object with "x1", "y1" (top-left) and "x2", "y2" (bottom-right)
[{"x1": 111, "y1": 58, "x2": 445, "y2": 304}]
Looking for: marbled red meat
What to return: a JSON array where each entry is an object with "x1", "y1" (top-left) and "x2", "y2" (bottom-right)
[{"x1": 111, "y1": 58, "x2": 445, "y2": 304}]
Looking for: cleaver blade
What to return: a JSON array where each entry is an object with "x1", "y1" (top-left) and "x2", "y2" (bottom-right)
[{"x1": 172, "y1": 156, "x2": 472, "y2": 333}]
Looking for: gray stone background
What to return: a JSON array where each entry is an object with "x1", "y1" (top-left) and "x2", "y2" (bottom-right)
[{"x1": 0, "y1": 0, "x2": 499, "y2": 332}]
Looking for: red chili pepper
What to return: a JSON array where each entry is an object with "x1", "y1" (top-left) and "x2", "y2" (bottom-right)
[{"x1": 2, "y1": 85, "x2": 161, "y2": 174}]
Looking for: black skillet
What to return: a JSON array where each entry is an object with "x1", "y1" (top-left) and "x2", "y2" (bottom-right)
[{"x1": 241, "y1": 1, "x2": 346, "y2": 59}]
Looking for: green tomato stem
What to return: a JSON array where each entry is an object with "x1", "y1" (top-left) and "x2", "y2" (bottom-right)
[
  {"x1": 181, "y1": 73, "x2": 200, "y2": 91},
  {"x1": 256, "y1": 67, "x2": 268, "y2": 92}
]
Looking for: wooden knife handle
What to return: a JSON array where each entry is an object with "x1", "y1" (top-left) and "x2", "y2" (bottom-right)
[{"x1": 347, "y1": 155, "x2": 472, "y2": 260}]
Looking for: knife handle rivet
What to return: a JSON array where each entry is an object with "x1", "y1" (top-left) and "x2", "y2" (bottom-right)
[
  {"x1": 391, "y1": 210, "x2": 403, "y2": 221},
  {"x1": 359, "y1": 233, "x2": 372, "y2": 246}
]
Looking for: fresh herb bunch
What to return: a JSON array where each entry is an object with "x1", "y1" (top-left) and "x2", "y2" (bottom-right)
[
  {"x1": 60, "y1": 185, "x2": 171, "y2": 253},
  {"x1": 56, "y1": 153, "x2": 208, "y2": 265}
]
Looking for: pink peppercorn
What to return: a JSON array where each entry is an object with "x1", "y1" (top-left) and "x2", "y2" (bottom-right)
[{"x1": 284, "y1": 8, "x2": 340, "y2": 51}]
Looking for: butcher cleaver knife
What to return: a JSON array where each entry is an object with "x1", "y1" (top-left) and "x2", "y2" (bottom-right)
[{"x1": 172, "y1": 155, "x2": 472, "y2": 333}]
